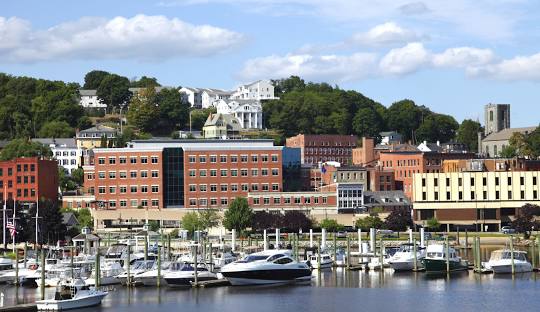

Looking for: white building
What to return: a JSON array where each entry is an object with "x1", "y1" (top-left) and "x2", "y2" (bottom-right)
[
  {"x1": 79, "y1": 90, "x2": 107, "y2": 109},
  {"x1": 32, "y1": 138, "x2": 84, "y2": 174},
  {"x1": 215, "y1": 99, "x2": 263, "y2": 129},
  {"x1": 201, "y1": 89, "x2": 232, "y2": 109},
  {"x1": 179, "y1": 87, "x2": 202, "y2": 108},
  {"x1": 231, "y1": 80, "x2": 277, "y2": 101}
]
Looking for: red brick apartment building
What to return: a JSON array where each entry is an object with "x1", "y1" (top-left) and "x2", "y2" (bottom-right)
[
  {"x1": 84, "y1": 140, "x2": 283, "y2": 210},
  {"x1": 286, "y1": 134, "x2": 358, "y2": 165},
  {"x1": 0, "y1": 157, "x2": 58, "y2": 203}
]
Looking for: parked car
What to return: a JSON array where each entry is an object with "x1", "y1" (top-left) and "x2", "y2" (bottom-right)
[
  {"x1": 501, "y1": 226, "x2": 516, "y2": 234},
  {"x1": 336, "y1": 231, "x2": 347, "y2": 238}
]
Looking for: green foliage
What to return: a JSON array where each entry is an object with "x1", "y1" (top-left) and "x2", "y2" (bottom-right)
[
  {"x1": 71, "y1": 167, "x2": 84, "y2": 186},
  {"x1": 384, "y1": 207, "x2": 412, "y2": 231},
  {"x1": 265, "y1": 77, "x2": 385, "y2": 137},
  {"x1": 355, "y1": 215, "x2": 384, "y2": 231},
  {"x1": 425, "y1": 217, "x2": 440, "y2": 231},
  {"x1": 157, "y1": 88, "x2": 190, "y2": 132},
  {"x1": 130, "y1": 76, "x2": 161, "y2": 88},
  {"x1": 190, "y1": 108, "x2": 216, "y2": 130},
  {"x1": 352, "y1": 107, "x2": 385, "y2": 138},
  {"x1": 0, "y1": 73, "x2": 86, "y2": 140},
  {"x1": 416, "y1": 113, "x2": 459, "y2": 143},
  {"x1": 0, "y1": 139, "x2": 52, "y2": 161},
  {"x1": 148, "y1": 220, "x2": 160, "y2": 231},
  {"x1": 318, "y1": 218, "x2": 344, "y2": 232},
  {"x1": 386, "y1": 99, "x2": 424, "y2": 142},
  {"x1": 281, "y1": 211, "x2": 313, "y2": 232},
  {"x1": 223, "y1": 197, "x2": 253, "y2": 232},
  {"x1": 96, "y1": 74, "x2": 131, "y2": 109},
  {"x1": 83, "y1": 70, "x2": 109, "y2": 89},
  {"x1": 500, "y1": 145, "x2": 517, "y2": 158},
  {"x1": 76, "y1": 208, "x2": 93, "y2": 229},
  {"x1": 251, "y1": 211, "x2": 282, "y2": 231},
  {"x1": 58, "y1": 168, "x2": 77, "y2": 192},
  {"x1": 38, "y1": 121, "x2": 75, "y2": 138},
  {"x1": 181, "y1": 212, "x2": 201, "y2": 234},
  {"x1": 127, "y1": 87, "x2": 160, "y2": 132},
  {"x1": 181, "y1": 210, "x2": 221, "y2": 234},
  {"x1": 456, "y1": 119, "x2": 483, "y2": 152},
  {"x1": 506, "y1": 129, "x2": 540, "y2": 158}
]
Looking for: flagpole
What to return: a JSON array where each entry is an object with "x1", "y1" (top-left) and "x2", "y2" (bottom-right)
[
  {"x1": 12, "y1": 198, "x2": 16, "y2": 254},
  {"x1": 2, "y1": 184, "x2": 5, "y2": 255},
  {"x1": 35, "y1": 190, "x2": 39, "y2": 249}
]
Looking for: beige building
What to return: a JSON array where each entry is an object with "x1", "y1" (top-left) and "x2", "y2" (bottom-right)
[
  {"x1": 413, "y1": 171, "x2": 540, "y2": 231},
  {"x1": 76, "y1": 125, "x2": 117, "y2": 149},
  {"x1": 202, "y1": 113, "x2": 241, "y2": 139}
]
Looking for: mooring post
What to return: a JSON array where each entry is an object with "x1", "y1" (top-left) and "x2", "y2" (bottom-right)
[
  {"x1": 510, "y1": 236, "x2": 515, "y2": 275},
  {"x1": 126, "y1": 244, "x2": 131, "y2": 287},
  {"x1": 157, "y1": 245, "x2": 161, "y2": 288},
  {"x1": 95, "y1": 250, "x2": 100, "y2": 287},
  {"x1": 317, "y1": 237, "x2": 321, "y2": 271},
  {"x1": 379, "y1": 236, "x2": 384, "y2": 272},
  {"x1": 445, "y1": 234, "x2": 450, "y2": 274},
  {"x1": 40, "y1": 250, "x2": 45, "y2": 300},
  {"x1": 193, "y1": 244, "x2": 198, "y2": 287},
  {"x1": 263, "y1": 229, "x2": 267, "y2": 251},
  {"x1": 346, "y1": 235, "x2": 351, "y2": 270},
  {"x1": 14, "y1": 248, "x2": 19, "y2": 287},
  {"x1": 23, "y1": 242, "x2": 27, "y2": 269},
  {"x1": 333, "y1": 232, "x2": 337, "y2": 266},
  {"x1": 209, "y1": 242, "x2": 213, "y2": 272},
  {"x1": 413, "y1": 238, "x2": 418, "y2": 271}
]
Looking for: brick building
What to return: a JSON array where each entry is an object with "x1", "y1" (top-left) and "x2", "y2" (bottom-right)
[
  {"x1": 84, "y1": 139, "x2": 283, "y2": 210},
  {"x1": 286, "y1": 134, "x2": 357, "y2": 165},
  {"x1": 0, "y1": 157, "x2": 58, "y2": 203}
]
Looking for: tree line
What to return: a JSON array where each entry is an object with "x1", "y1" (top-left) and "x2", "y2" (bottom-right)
[{"x1": 267, "y1": 76, "x2": 484, "y2": 151}]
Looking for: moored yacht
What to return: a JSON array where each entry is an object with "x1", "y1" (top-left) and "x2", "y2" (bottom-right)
[
  {"x1": 163, "y1": 262, "x2": 217, "y2": 287},
  {"x1": 221, "y1": 249, "x2": 312, "y2": 286},
  {"x1": 484, "y1": 250, "x2": 533, "y2": 274},
  {"x1": 388, "y1": 243, "x2": 426, "y2": 271},
  {"x1": 422, "y1": 244, "x2": 468, "y2": 273},
  {"x1": 308, "y1": 253, "x2": 334, "y2": 269},
  {"x1": 36, "y1": 279, "x2": 108, "y2": 311}
]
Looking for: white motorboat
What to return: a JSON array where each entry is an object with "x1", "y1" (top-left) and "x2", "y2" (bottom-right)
[
  {"x1": 36, "y1": 267, "x2": 83, "y2": 288},
  {"x1": 132, "y1": 261, "x2": 171, "y2": 286},
  {"x1": 36, "y1": 279, "x2": 108, "y2": 311},
  {"x1": 484, "y1": 249, "x2": 533, "y2": 274},
  {"x1": 213, "y1": 250, "x2": 238, "y2": 270},
  {"x1": 367, "y1": 255, "x2": 391, "y2": 270},
  {"x1": 116, "y1": 260, "x2": 155, "y2": 285},
  {"x1": 221, "y1": 249, "x2": 312, "y2": 286},
  {"x1": 388, "y1": 243, "x2": 426, "y2": 271},
  {"x1": 308, "y1": 253, "x2": 334, "y2": 269},
  {"x1": 0, "y1": 257, "x2": 14, "y2": 283},
  {"x1": 164, "y1": 262, "x2": 218, "y2": 287},
  {"x1": 85, "y1": 262, "x2": 124, "y2": 286},
  {"x1": 422, "y1": 244, "x2": 468, "y2": 273}
]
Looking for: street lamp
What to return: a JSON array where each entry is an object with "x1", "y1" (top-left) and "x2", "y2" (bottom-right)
[{"x1": 119, "y1": 103, "x2": 126, "y2": 134}]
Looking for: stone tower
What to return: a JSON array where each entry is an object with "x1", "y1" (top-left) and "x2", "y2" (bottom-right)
[{"x1": 484, "y1": 103, "x2": 510, "y2": 135}]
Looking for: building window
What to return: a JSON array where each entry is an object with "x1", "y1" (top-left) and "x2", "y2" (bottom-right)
[
  {"x1": 199, "y1": 156, "x2": 206, "y2": 163},
  {"x1": 120, "y1": 186, "x2": 127, "y2": 193},
  {"x1": 220, "y1": 169, "x2": 227, "y2": 177},
  {"x1": 200, "y1": 184, "x2": 207, "y2": 192},
  {"x1": 534, "y1": 177, "x2": 538, "y2": 186},
  {"x1": 119, "y1": 157, "x2": 127, "y2": 164},
  {"x1": 152, "y1": 170, "x2": 159, "y2": 178},
  {"x1": 261, "y1": 169, "x2": 268, "y2": 176},
  {"x1": 221, "y1": 198, "x2": 228, "y2": 206},
  {"x1": 284, "y1": 197, "x2": 291, "y2": 204},
  {"x1": 274, "y1": 197, "x2": 281, "y2": 204},
  {"x1": 141, "y1": 171, "x2": 148, "y2": 178},
  {"x1": 210, "y1": 155, "x2": 217, "y2": 163},
  {"x1": 508, "y1": 191, "x2": 512, "y2": 199},
  {"x1": 458, "y1": 178, "x2": 462, "y2": 187},
  {"x1": 98, "y1": 187, "x2": 106, "y2": 194},
  {"x1": 130, "y1": 157, "x2": 137, "y2": 164},
  {"x1": 495, "y1": 177, "x2": 499, "y2": 186},
  {"x1": 151, "y1": 156, "x2": 158, "y2": 164},
  {"x1": 470, "y1": 178, "x2": 475, "y2": 186},
  {"x1": 189, "y1": 185, "x2": 196, "y2": 192},
  {"x1": 520, "y1": 177, "x2": 525, "y2": 186},
  {"x1": 108, "y1": 157, "x2": 116, "y2": 165},
  {"x1": 422, "y1": 192, "x2": 426, "y2": 200},
  {"x1": 251, "y1": 184, "x2": 258, "y2": 191},
  {"x1": 210, "y1": 184, "x2": 217, "y2": 192},
  {"x1": 483, "y1": 177, "x2": 487, "y2": 186},
  {"x1": 30, "y1": 164, "x2": 35, "y2": 172},
  {"x1": 231, "y1": 169, "x2": 238, "y2": 177},
  {"x1": 210, "y1": 198, "x2": 217, "y2": 206},
  {"x1": 241, "y1": 169, "x2": 248, "y2": 177},
  {"x1": 189, "y1": 155, "x2": 196, "y2": 163},
  {"x1": 130, "y1": 186, "x2": 138, "y2": 193},
  {"x1": 98, "y1": 172, "x2": 106, "y2": 179},
  {"x1": 521, "y1": 190, "x2": 525, "y2": 199},
  {"x1": 120, "y1": 200, "x2": 127, "y2": 207},
  {"x1": 263, "y1": 197, "x2": 270, "y2": 205},
  {"x1": 152, "y1": 199, "x2": 159, "y2": 207},
  {"x1": 109, "y1": 186, "x2": 116, "y2": 194},
  {"x1": 221, "y1": 184, "x2": 228, "y2": 192},
  {"x1": 434, "y1": 192, "x2": 439, "y2": 200},
  {"x1": 534, "y1": 190, "x2": 538, "y2": 199},
  {"x1": 434, "y1": 178, "x2": 438, "y2": 187},
  {"x1": 241, "y1": 155, "x2": 248, "y2": 163},
  {"x1": 261, "y1": 155, "x2": 268, "y2": 162},
  {"x1": 422, "y1": 178, "x2": 426, "y2": 187},
  {"x1": 294, "y1": 197, "x2": 301, "y2": 204},
  {"x1": 262, "y1": 184, "x2": 269, "y2": 191},
  {"x1": 199, "y1": 170, "x2": 207, "y2": 177},
  {"x1": 458, "y1": 191, "x2": 463, "y2": 200},
  {"x1": 130, "y1": 171, "x2": 137, "y2": 178},
  {"x1": 241, "y1": 184, "x2": 249, "y2": 191},
  {"x1": 271, "y1": 154, "x2": 278, "y2": 162},
  {"x1": 98, "y1": 157, "x2": 105, "y2": 165},
  {"x1": 508, "y1": 177, "x2": 512, "y2": 186},
  {"x1": 446, "y1": 192, "x2": 450, "y2": 200},
  {"x1": 253, "y1": 198, "x2": 260, "y2": 205},
  {"x1": 141, "y1": 157, "x2": 148, "y2": 164},
  {"x1": 231, "y1": 155, "x2": 238, "y2": 163},
  {"x1": 272, "y1": 184, "x2": 279, "y2": 191},
  {"x1": 220, "y1": 155, "x2": 227, "y2": 163},
  {"x1": 251, "y1": 169, "x2": 258, "y2": 177},
  {"x1": 496, "y1": 191, "x2": 500, "y2": 200},
  {"x1": 141, "y1": 186, "x2": 148, "y2": 193},
  {"x1": 199, "y1": 199, "x2": 207, "y2": 206},
  {"x1": 141, "y1": 200, "x2": 148, "y2": 207},
  {"x1": 251, "y1": 155, "x2": 258, "y2": 162},
  {"x1": 189, "y1": 170, "x2": 196, "y2": 177},
  {"x1": 189, "y1": 199, "x2": 197, "y2": 206},
  {"x1": 471, "y1": 191, "x2": 475, "y2": 200},
  {"x1": 210, "y1": 169, "x2": 217, "y2": 177}
]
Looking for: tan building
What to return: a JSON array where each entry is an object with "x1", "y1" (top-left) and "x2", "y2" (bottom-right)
[
  {"x1": 76, "y1": 125, "x2": 117, "y2": 149},
  {"x1": 202, "y1": 113, "x2": 241, "y2": 139},
  {"x1": 412, "y1": 171, "x2": 540, "y2": 231}
]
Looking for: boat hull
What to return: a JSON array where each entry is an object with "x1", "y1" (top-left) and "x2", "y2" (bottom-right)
[
  {"x1": 491, "y1": 263, "x2": 532, "y2": 274},
  {"x1": 36, "y1": 293, "x2": 107, "y2": 311},
  {"x1": 422, "y1": 259, "x2": 468, "y2": 273},
  {"x1": 221, "y1": 269, "x2": 312, "y2": 286},
  {"x1": 390, "y1": 260, "x2": 422, "y2": 272},
  {"x1": 164, "y1": 276, "x2": 217, "y2": 287}
]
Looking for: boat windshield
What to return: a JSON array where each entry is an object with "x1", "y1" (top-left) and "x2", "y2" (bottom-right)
[
  {"x1": 238, "y1": 255, "x2": 268, "y2": 263},
  {"x1": 491, "y1": 251, "x2": 527, "y2": 261},
  {"x1": 399, "y1": 245, "x2": 413, "y2": 252}
]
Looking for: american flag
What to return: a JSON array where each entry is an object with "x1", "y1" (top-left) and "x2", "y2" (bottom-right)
[{"x1": 6, "y1": 221, "x2": 16, "y2": 238}]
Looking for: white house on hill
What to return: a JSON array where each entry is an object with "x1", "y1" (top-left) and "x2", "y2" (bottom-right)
[
  {"x1": 231, "y1": 80, "x2": 277, "y2": 101},
  {"x1": 215, "y1": 99, "x2": 263, "y2": 129},
  {"x1": 79, "y1": 90, "x2": 107, "y2": 109}
]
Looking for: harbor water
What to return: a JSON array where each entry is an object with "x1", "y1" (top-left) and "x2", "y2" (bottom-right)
[{"x1": 2, "y1": 268, "x2": 540, "y2": 312}]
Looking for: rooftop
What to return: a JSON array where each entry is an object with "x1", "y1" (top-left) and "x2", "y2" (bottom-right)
[{"x1": 483, "y1": 126, "x2": 537, "y2": 142}]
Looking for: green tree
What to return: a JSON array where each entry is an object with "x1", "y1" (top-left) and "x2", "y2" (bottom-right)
[
  {"x1": 456, "y1": 119, "x2": 483, "y2": 152},
  {"x1": 355, "y1": 215, "x2": 384, "y2": 231},
  {"x1": 352, "y1": 107, "x2": 384, "y2": 138},
  {"x1": 157, "y1": 88, "x2": 189, "y2": 133},
  {"x1": 71, "y1": 167, "x2": 84, "y2": 186},
  {"x1": 416, "y1": 113, "x2": 459, "y2": 143},
  {"x1": 384, "y1": 207, "x2": 412, "y2": 231},
  {"x1": 58, "y1": 168, "x2": 77, "y2": 192},
  {"x1": 28, "y1": 200, "x2": 67, "y2": 244},
  {"x1": 0, "y1": 139, "x2": 52, "y2": 161},
  {"x1": 281, "y1": 211, "x2": 313, "y2": 232},
  {"x1": 386, "y1": 99, "x2": 425, "y2": 142},
  {"x1": 499, "y1": 145, "x2": 517, "y2": 158},
  {"x1": 130, "y1": 76, "x2": 161, "y2": 88},
  {"x1": 126, "y1": 87, "x2": 160, "y2": 132},
  {"x1": 511, "y1": 204, "x2": 540, "y2": 239},
  {"x1": 223, "y1": 197, "x2": 253, "y2": 233},
  {"x1": 76, "y1": 208, "x2": 94, "y2": 229},
  {"x1": 189, "y1": 108, "x2": 216, "y2": 130},
  {"x1": 425, "y1": 217, "x2": 440, "y2": 231},
  {"x1": 83, "y1": 70, "x2": 110, "y2": 89},
  {"x1": 318, "y1": 218, "x2": 344, "y2": 232},
  {"x1": 198, "y1": 209, "x2": 221, "y2": 230},
  {"x1": 251, "y1": 211, "x2": 283, "y2": 231},
  {"x1": 38, "y1": 120, "x2": 75, "y2": 138},
  {"x1": 96, "y1": 74, "x2": 130, "y2": 110},
  {"x1": 182, "y1": 212, "x2": 202, "y2": 234}
]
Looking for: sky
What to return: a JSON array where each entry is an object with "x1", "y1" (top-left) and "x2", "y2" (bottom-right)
[{"x1": 1, "y1": 0, "x2": 540, "y2": 127}]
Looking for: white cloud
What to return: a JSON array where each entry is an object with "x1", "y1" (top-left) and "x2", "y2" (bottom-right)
[
  {"x1": 238, "y1": 52, "x2": 378, "y2": 82},
  {"x1": 379, "y1": 42, "x2": 430, "y2": 75},
  {"x1": 432, "y1": 47, "x2": 495, "y2": 68},
  {"x1": 350, "y1": 22, "x2": 422, "y2": 47},
  {"x1": 467, "y1": 52, "x2": 540, "y2": 81},
  {"x1": 0, "y1": 15, "x2": 245, "y2": 63},
  {"x1": 398, "y1": 2, "x2": 430, "y2": 15}
]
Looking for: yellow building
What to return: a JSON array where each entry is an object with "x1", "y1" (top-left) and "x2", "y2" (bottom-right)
[
  {"x1": 412, "y1": 171, "x2": 540, "y2": 231},
  {"x1": 76, "y1": 125, "x2": 117, "y2": 149}
]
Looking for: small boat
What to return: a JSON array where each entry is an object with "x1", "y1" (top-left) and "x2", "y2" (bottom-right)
[
  {"x1": 308, "y1": 253, "x2": 334, "y2": 269},
  {"x1": 0, "y1": 257, "x2": 14, "y2": 283},
  {"x1": 164, "y1": 262, "x2": 218, "y2": 287},
  {"x1": 36, "y1": 279, "x2": 108, "y2": 311},
  {"x1": 367, "y1": 255, "x2": 391, "y2": 270},
  {"x1": 212, "y1": 250, "x2": 238, "y2": 270},
  {"x1": 484, "y1": 250, "x2": 533, "y2": 274},
  {"x1": 85, "y1": 262, "x2": 124, "y2": 286},
  {"x1": 422, "y1": 244, "x2": 468, "y2": 274},
  {"x1": 388, "y1": 243, "x2": 426, "y2": 272},
  {"x1": 221, "y1": 249, "x2": 312, "y2": 286},
  {"x1": 132, "y1": 261, "x2": 171, "y2": 286},
  {"x1": 116, "y1": 260, "x2": 155, "y2": 285}
]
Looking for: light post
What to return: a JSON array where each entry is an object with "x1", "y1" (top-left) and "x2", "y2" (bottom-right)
[
  {"x1": 189, "y1": 110, "x2": 193, "y2": 134},
  {"x1": 119, "y1": 104, "x2": 126, "y2": 134}
]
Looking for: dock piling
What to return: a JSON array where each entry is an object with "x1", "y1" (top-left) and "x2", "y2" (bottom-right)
[
  {"x1": 445, "y1": 234, "x2": 450, "y2": 274},
  {"x1": 413, "y1": 238, "x2": 418, "y2": 271},
  {"x1": 157, "y1": 245, "x2": 161, "y2": 288},
  {"x1": 40, "y1": 250, "x2": 45, "y2": 300},
  {"x1": 263, "y1": 229, "x2": 267, "y2": 251},
  {"x1": 14, "y1": 248, "x2": 19, "y2": 287},
  {"x1": 346, "y1": 235, "x2": 350, "y2": 270},
  {"x1": 510, "y1": 236, "x2": 515, "y2": 275},
  {"x1": 333, "y1": 232, "x2": 337, "y2": 267},
  {"x1": 193, "y1": 245, "x2": 199, "y2": 287}
]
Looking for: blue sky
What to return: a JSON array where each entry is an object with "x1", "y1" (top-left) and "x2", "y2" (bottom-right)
[{"x1": 2, "y1": 0, "x2": 540, "y2": 127}]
